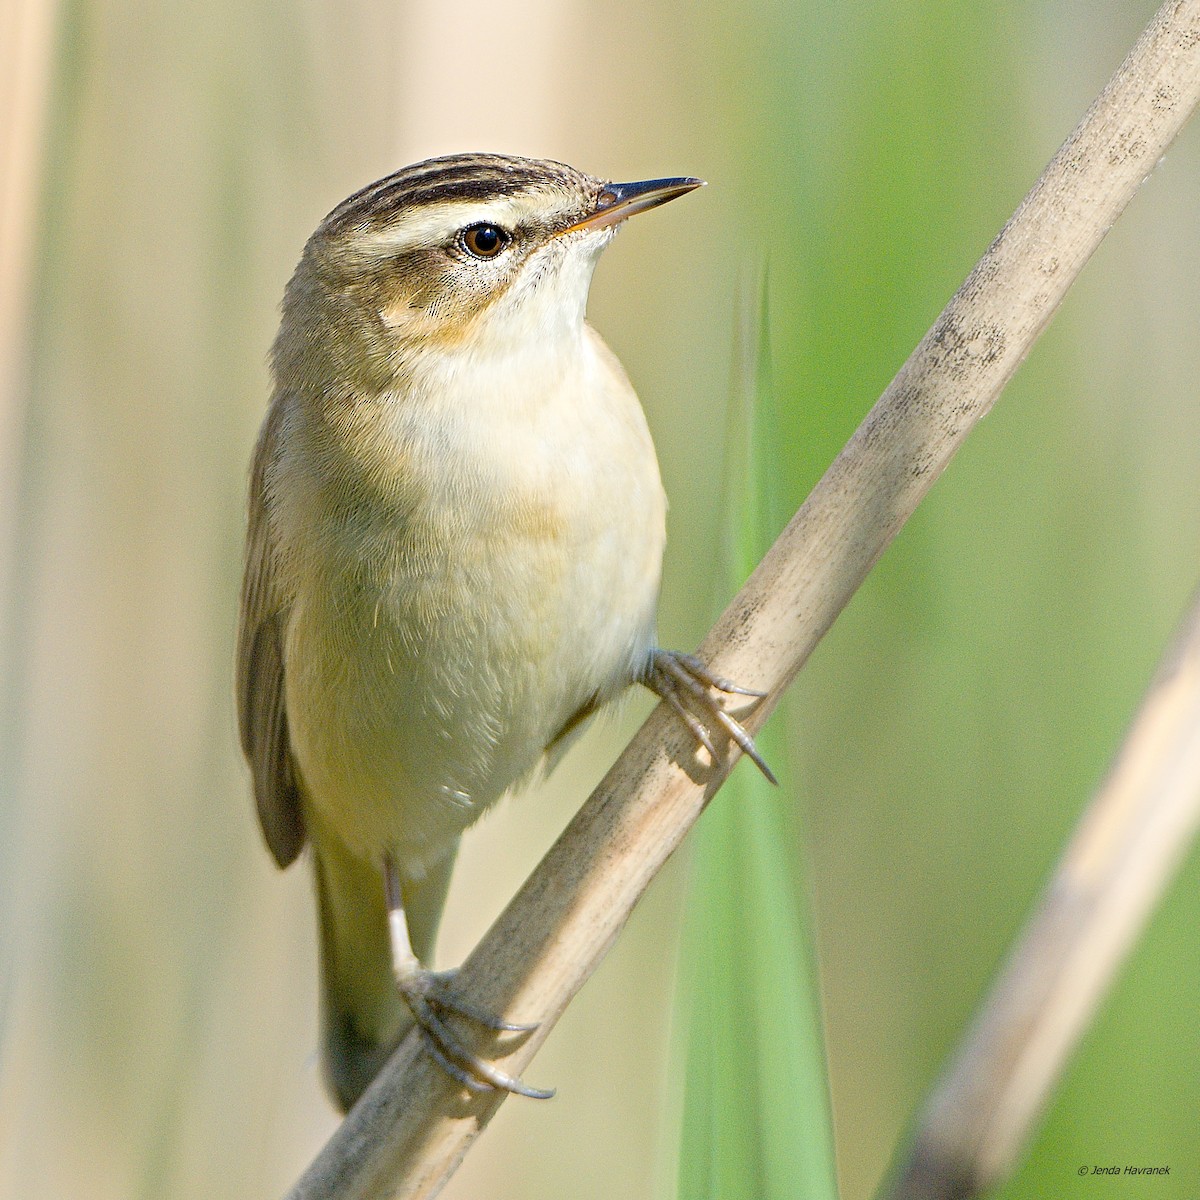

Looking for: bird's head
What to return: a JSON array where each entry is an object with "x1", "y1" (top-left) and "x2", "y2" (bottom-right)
[{"x1": 273, "y1": 153, "x2": 702, "y2": 391}]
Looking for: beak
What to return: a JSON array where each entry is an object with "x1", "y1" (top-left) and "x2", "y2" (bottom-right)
[{"x1": 559, "y1": 176, "x2": 705, "y2": 235}]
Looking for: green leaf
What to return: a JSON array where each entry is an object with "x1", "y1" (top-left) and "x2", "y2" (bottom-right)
[{"x1": 671, "y1": 274, "x2": 838, "y2": 1200}]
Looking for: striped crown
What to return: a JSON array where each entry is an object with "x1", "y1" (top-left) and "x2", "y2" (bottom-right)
[{"x1": 318, "y1": 153, "x2": 602, "y2": 239}]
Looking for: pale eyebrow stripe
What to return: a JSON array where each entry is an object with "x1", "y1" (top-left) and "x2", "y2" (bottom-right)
[
  {"x1": 339, "y1": 186, "x2": 582, "y2": 260},
  {"x1": 343, "y1": 197, "x2": 532, "y2": 258}
]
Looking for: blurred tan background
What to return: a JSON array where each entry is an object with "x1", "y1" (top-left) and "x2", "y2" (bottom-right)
[{"x1": 2, "y1": 1, "x2": 1199, "y2": 1198}]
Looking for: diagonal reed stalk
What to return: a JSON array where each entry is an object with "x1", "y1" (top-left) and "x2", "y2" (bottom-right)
[
  {"x1": 880, "y1": 583, "x2": 1200, "y2": 1200},
  {"x1": 286, "y1": 3, "x2": 1200, "y2": 1196}
]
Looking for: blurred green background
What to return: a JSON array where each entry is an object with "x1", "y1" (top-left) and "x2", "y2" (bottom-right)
[{"x1": 2, "y1": 1, "x2": 1198, "y2": 1198}]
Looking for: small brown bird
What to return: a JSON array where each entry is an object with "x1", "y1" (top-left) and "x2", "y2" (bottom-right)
[{"x1": 237, "y1": 153, "x2": 768, "y2": 1112}]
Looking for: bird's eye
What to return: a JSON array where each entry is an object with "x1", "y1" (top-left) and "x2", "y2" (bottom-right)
[{"x1": 459, "y1": 223, "x2": 511, "y2": 259}]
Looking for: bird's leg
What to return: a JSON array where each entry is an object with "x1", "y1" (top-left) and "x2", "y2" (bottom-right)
[
  {"x1": 642, "y1": 649, "x2": 777, "y2": 785},
  {"x1": 383, "y1": 855, "x2": 553, "y2": 1099}
]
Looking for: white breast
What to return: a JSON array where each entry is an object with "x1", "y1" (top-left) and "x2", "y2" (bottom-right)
[{"x1": 278, "y1": 322, "x2": 666, "y2": 875}]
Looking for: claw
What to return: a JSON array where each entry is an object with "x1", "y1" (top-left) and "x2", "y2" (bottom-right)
[
  {"x1": 424, "y1": 971, "x2": 539, "y2": 1032},
  {"x1": 420, "y1": 1023, "x2": 496, "y2": 1094},
  {"x1": 669, "y1": 652, "x2": 767, "y2": 699},
  {"x1": 643, "y1": 649, "x2": 777, "y2": 785},
  {"x1": 657, "y1": 679, "x2": 720, "y2": 760},
  {"x1": 384, "y1": 856, "x2": 554, "y2": 1100},
  {"x1": 706, "y1": 701, "x2": 778, "y2": 785},
  {"x1": 398, "y1": 968, "x2": 555, "y2": 1100}
]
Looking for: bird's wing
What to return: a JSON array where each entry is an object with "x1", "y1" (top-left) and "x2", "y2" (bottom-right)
[{"x1": 237, "y1": 397, "x2": 306, "y2": 867}]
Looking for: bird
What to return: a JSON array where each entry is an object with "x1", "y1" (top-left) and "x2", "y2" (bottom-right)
[{"x1": 237, "y1": 152, "x2": 770, "y2": 1113}]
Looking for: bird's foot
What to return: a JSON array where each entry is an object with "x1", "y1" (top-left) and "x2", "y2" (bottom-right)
[
  {"x1": 643, "y1": 649, "x2": 777, "y2": 784},
  {"x1": 396, "y1": 965, "x2": 554, "y2": 1099}
]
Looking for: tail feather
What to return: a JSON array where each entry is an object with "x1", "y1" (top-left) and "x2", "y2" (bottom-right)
[
  {"x1": 321, "y1": 986, "x2": 402, "y2": 1114},
  {"x1": 312, "y1": 831, "x2": 457, "y2": 1112}
]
